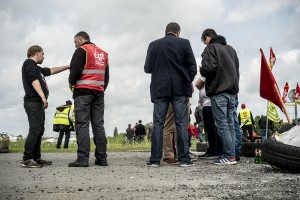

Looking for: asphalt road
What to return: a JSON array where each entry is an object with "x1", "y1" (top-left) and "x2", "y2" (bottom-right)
[{"x1": 0, "y1": 152, "x2": 299, "y2": 200}]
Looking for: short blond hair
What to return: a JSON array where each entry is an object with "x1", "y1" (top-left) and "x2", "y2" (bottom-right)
[{"x1": 27, "y1": 45, "x2": 43, "y2": 58}]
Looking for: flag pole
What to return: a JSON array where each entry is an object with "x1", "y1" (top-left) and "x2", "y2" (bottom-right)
[
  {"x1": 274, "y1": 84, "x2": 291, "y2": 123},
  {"x1": 265, "y1": 101, "x2": 269, "y2": 140}
]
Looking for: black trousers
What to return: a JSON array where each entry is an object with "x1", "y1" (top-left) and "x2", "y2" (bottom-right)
[
  {"x1": 74, "y1": 95, "x2": 107, "y2": 163},
  {"x1": 202, "y1": 106, "x2": 223, "y2": 155},
  {"x1": 23, "y1": 102, "x2": 45, "y2": 161}
]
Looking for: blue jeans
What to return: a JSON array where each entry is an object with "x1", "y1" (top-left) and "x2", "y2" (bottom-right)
[
  {"x1": 234, "y1": 99, "x2": 242, "y2": 159},
  {"x1": 23, "y1": 102, "x2": 45, "y2": 161},
  {"x1": 149, "y1": 96, "x2": 190, "y2": 164},
  {"x1": 197, "y1": 125, "x2": 204, "y2": 142},
  {"x1": 210, "y1": 93, "x2": 236, "y2": 159}
]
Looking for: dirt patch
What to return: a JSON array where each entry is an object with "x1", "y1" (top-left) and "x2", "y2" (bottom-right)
[{"x1": 0, "y1": 152, "x2": 299, "y2": 200}]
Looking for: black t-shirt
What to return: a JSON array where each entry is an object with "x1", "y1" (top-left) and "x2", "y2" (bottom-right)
[{"x1": 22, "y1": 59, "x2": 51, "y2": 102}]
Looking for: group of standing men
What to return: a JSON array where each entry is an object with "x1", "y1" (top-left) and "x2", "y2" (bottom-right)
[
  {"x1": 21, "y1": 31, "x2": 109, "y2": 168},
  {"x1": 144, "y1": 23, "x2": 240, "y2": 167},
  {"x1": 21, "y1": 22, "x2": 240, "y2": 168}
]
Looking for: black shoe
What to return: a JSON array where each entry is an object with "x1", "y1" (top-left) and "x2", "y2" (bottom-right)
[
  {"x1": 56, "y1": 146, "x2": 60, "y2": 149},
  {"x1": 198, "y1": 153, "x2": 217, "y2": 159},
  {"x1": 21, "y1": 159, "x2": 43, "y2": 168},
  {"x1": 95, "y1": 159, "x2": 108, "y2": 166},
  {"x1": 145, "y1": 162, "x2": 159, "y2": 167},
  {"x1": 68, "y1": 161, "x2": 89, "y2": 167},
  {"x1": 35, "y1": 158, "x2": 52, "y2": 165}
]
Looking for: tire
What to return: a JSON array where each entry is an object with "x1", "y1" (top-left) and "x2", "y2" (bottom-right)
[
  {"x1": 196, "y1": 142, "x2": 208, "y2": 152},
  {"x1": 263, "y1": 137, "x2": 300, "y2": 172},
  {"x1": 241, "y1": 142, "x2": 264, "y2": 157},
  {"x1": 277, "y1": 124, "x2": 296, "y2": 134}
]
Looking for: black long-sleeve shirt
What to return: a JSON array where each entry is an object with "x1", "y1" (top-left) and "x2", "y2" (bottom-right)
[
  {"x1": 69, "y1": 41, "x2": 109, "y2": 98},
  {"x1": 22, "y1": 59, "x2": 51, "y2": 102}
]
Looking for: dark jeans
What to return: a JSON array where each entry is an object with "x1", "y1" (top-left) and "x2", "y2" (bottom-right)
[
  {"x1": 234, "y1": 100, "x2": 242, "y2": 158},
  {"x1": 242, "y1": 125, "x2": 254, "y2": 142},
  {"x1": 74, "y1": 95, "x2": 107, "y2": 163},
  {"x1": 202, "y1": 106, "x2": 223, "y2": 155},
  {"x1": 149, "y1": 96, "x2": 191, "y2": 164},
  {"x1": 23, "y1": 102, "x2": 45, "y2": 161},
  {"x1": 57, "y1": 130, "x2": 71, "y2": 148}
]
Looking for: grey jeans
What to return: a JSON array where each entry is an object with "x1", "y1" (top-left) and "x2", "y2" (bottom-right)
[{"x1": 74, "y1": 95, "x2": 107, "y2": 162}]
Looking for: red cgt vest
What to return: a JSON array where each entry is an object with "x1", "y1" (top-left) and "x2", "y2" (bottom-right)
[{"x1": 75, "y1": 44, "x2": 108, "y2": 91}]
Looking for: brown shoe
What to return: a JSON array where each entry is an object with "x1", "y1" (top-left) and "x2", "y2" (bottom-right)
[{"x1": 163, "y1": 158, "x2": 179, "y2": 165}]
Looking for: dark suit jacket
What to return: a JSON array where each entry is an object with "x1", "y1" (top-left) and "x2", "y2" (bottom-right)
[{"x1": 144, "y1": 34, "x2": 197, "y2": 102}]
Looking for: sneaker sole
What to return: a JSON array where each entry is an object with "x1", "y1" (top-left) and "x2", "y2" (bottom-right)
[
  {"x1": 179, "y1": 164, "x2": 195, "y2": 167},
  {"x1": 145, "y1": 164, "x2": 159, "y2": 167},
  {"x1": 20, "y1": 164, "x2": 43, "y2": 168},
  {"x1": 214, "y1": 161, "x2": 237, "y2": 165}
]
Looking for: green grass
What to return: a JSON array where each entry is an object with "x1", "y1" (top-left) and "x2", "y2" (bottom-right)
[{"x1": 8, "y1": 135, "x2": 197, "y2": 153}]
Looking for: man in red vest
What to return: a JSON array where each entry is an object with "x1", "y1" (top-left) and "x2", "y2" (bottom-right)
[{"x1": 68, "y1": 31, "x2": 109, "y2": 167}]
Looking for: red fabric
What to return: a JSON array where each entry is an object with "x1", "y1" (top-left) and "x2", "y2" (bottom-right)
[
  {"x1": 282, "y1": 82, "x2": 289, "y2": 103},
  {"x1": 187, "y1": 125, "x2": 193, "y2": 136},
  {"x1": 259, "y1": 49, "x2": 284, "y2": 112},
  {"x1": 269, "y1": 47, "x2": 276, "y2": 70},
  {"x1": 75, "y1": 44, "x2": 108, "y2": 91},
  {"x1": 191, "y1": 125, "x2": 198, "y2": 138},
  {"x1": 294, "y1": 82, "x2": 300, "y2": 101}
]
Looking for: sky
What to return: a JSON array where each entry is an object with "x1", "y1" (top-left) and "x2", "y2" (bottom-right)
[{"x1": 0, "y1": 0, "x2": 299, "y2": 137}]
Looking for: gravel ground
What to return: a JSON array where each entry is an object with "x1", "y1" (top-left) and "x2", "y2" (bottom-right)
[{"x1": 0, "y1": 152, "x2": 299, "y2": 200}]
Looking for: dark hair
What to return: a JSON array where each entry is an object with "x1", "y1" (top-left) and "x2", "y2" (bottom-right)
[
  {"x1": 66, "y1": 100, "x2": 72, "y2": 105},
  {"x1": 74, "y1": 31, "x2": 90, "y2": 41},
  {"x1": 27, "y1": 45, "x2": 43, "y2": 58},
  {"x1": 201, "y1": 29, "x2": 217, "y2": 41},
  {"x1": 138, "y1": 120, "x2": 142, "y2": 123},
  {"x1": 165, "y1": 22, "x2": 181, "y2": 35}
]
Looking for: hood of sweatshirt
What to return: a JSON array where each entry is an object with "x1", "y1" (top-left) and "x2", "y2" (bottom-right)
[{"x1": 209, "y1": 35, "x2": 227, "y2": 45}]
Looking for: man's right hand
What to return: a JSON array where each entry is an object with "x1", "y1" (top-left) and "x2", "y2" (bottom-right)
[{"x1": 42, "y1": 98, "x2": 48, "y2": 109}]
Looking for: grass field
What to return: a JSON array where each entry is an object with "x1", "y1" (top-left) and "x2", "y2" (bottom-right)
[{"x1": 8, "y1": 135, "x2": 198, "y2": 153}]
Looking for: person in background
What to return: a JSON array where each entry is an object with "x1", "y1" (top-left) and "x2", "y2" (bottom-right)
[
  {"x1": 238, "y1": 104, "x2": 255, "y2": 142},
  {"x1": 53, "y1": 100, "x2": 74, "y2": 149},
  {"x1": 259, "y1": 115, "x2": 274, "y2": 143},
  {"x1": 126, "y1": 124, "x2": 134, "y2": 144},
  {"x1": 21, "y1": 45, "x2": 69, "y2": 168},
  {"x1": 194, "y1": 101, "x2": 205, "y2": 142},
  {"x1": 144, "y1": 22, "x2": 197, "y2": 167},
  {"x1": 68, "y1": 31, "x2": 109, "y2": 167},
  {"x1": 135, "y1": 120, "x2": 146, "y2": 143},
  {"x1": 195, "y1": 76, "x2": 223, "y2": 159}
]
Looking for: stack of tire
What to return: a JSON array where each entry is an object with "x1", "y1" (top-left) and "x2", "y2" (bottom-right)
[
  {"x1": 263, "y1": 124, "x2": 300, "y2": 172},
  {"x1": 241, "y1": 137, "x2": 263, "y2": 157}
]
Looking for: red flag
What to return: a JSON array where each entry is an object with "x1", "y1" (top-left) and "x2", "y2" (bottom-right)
[
  {"x1": 294, "y1": 82, "x2": 300, "y2": 102},
  {"x1": 269, "y1": 47, "x2": 276, "y2": 70},
  {"x1": 260, "y1": 49, "x2": 284, "y2": 112},
  {"x1": 281, "y1": 82, "x2": 289, "y2": 103}
]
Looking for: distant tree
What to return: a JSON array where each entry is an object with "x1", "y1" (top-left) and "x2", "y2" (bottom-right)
[{"x1": 113, "y1": 127, "x2": 118, "y2": 137}]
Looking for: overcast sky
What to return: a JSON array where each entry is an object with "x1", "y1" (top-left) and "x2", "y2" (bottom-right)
[{"x1": 0, "y1": 0, "x2": 299, "y2": 137}]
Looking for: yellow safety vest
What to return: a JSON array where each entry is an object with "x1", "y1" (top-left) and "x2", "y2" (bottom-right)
[
  {"x1": 53, "y1": 106, "x2": 71, "y2": 125},
  {"x1": 239, "y1": 109, "x2": 252, "y2": 125}
]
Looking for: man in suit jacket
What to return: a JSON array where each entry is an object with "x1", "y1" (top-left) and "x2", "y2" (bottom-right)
[{"x1": 144, "y1": 22, "x2": 197, "y2": 167}]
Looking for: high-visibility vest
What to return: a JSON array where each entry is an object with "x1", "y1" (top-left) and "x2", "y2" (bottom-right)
[
  {"x1": 53, "y1": 106, "x2": 71, "y2": 126},
  {"x1": 239, "y1": 109, "x2": 252, "y2": 125},
  {"x1": 75, "y1": 44, "x2": 108, "y2": 91}
]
